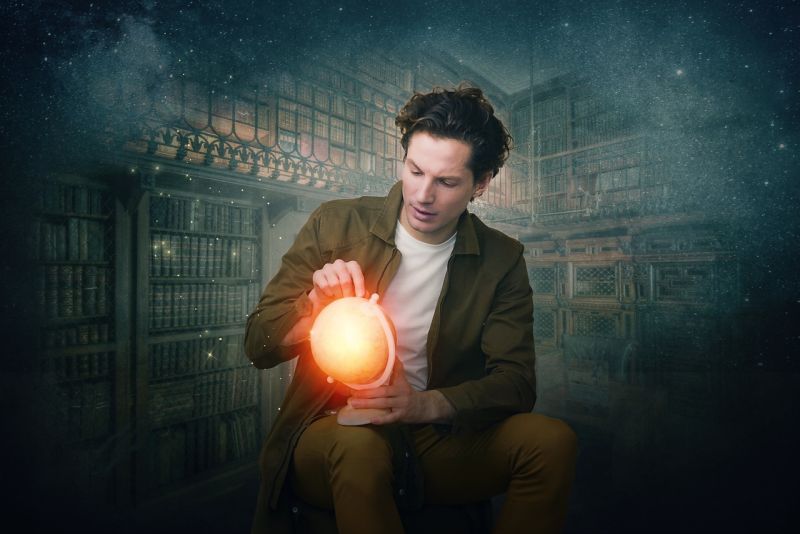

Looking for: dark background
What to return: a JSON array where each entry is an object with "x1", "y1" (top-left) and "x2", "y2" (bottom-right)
[{"x1": 1, "y1": 1, "x2": 798, "y2": 532}]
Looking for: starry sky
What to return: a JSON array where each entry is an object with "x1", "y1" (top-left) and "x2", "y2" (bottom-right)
[{"x1": 1, "y1": 0, "x2": 798, "y2": 308}]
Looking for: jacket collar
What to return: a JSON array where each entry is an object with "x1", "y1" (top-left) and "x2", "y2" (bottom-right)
[{"x1": 370, "y1": 181, "x2": 481, "y2": 256}]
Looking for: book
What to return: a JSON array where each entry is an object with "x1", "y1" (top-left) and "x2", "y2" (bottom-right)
[
  {"x1": 68, "y1": 218, "x2": 80, "y2": 261},
  {"x1": 181, "y1": 235, "x2": 191, "y2": 276},
  {"x1": 64, "y1": 185, "x2": 74, "y2": 215},
  {"x1": 55, "y1": 223, "x2": 67, "y2": 260},
  {"x1": 169, "y1": 234, "x2": 179, "y2": 276},
  {"x1": 96, "y1": 268, "x2": 107, "y2": 315},
  {"x1": 149, "y1": 379, "x2": 194, "y2": 427},
  {"x1": 190, "y1": 236, "x2": 200, "y2": 277},
  {"x1": 151, "y1": 234, "x2": 161, "y2": 278},
  {"x1": 150, "y1": 196, "x2": 167, "y2": 228},
  {"x1": 73, "y1": 266, "x2": 83, "y2": 316},
  {"x1": 59, "y1": 266, "x2": 74, "y2": 317},
  {"x1": 76, "y1": 186, "x2": 89, "y2": 215},
  {"x1": 41, "y1": 222, "x2": 52, "y2": 261},
  {"x1": 78, "y1": 324, "x2": 90, "y2": 345},
  {"x1": 231, "y1": 207, "x2": 241, "y2": 235},
  {"x1": 83, "y1": 266, "x2": 97, "y2": 316}
]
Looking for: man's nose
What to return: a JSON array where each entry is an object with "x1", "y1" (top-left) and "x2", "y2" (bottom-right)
[{"x1": 416, "y1": 178, "x2": 435, "y2": 203}]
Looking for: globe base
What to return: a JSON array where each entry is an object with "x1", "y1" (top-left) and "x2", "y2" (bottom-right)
[{"x1": 336, "y1": 405, "x2": 391, "y2": 426}]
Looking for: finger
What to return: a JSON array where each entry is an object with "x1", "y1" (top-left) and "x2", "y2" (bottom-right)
[
  {"x1": 345, "y1": 261, "x2": 366, "y2": 298},
  {"x1": 312, "y1": 270, "x2": 335, "y2": 299},
  {"x1": 348, "y1": 396, "x2": 393, "y2": 410},
  {"x1": 334, "y1": 269, "x2": 355, "y2": 298},
  {"x1": 350, "y1": 385, "x2": 398, "y2": 399},
  {"x1": 370, "y1": 411, "x2": 401, "y2": 425},
  {"x1": 330, "y1": 260, "x2": 354, "y2": 298},
  {"x1": 390, "y1": 359, "x2": 407, "y2": 384},
  {"x1": 321, "y1": 267, "x2": 344, "y2": 299}
]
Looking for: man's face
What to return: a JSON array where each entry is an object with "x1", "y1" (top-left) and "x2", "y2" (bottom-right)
[{"x1": 399, "y1": 131, "x2": 489, "y2": 245}]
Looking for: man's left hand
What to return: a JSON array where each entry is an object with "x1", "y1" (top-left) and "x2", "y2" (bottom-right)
[{"x1": 347, "y1": 360, "x2": 455, "y2": 425}]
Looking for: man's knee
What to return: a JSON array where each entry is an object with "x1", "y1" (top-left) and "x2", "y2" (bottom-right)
[
  {"x1": 322, "y1": 424, "x2": 395, "y2": 499},
  {"x1": 324, "y1": 424, "x2": 393, "y2": 470},
  {"x1": 502, "y1": 413, "x2": 578, "y2": 463},
  {"x1": 291, "y1": 418, "x2": 395, "y2": 509}
]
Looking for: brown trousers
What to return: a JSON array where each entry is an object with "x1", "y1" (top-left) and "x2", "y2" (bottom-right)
[{"x1": 290, "y1": 413, "x2": 577, "y2": 534}]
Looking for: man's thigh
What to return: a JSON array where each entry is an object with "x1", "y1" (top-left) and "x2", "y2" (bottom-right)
[
  {"x1": 290, "y1": 415, "x2": 395, "y2": 509},
  {"x1": 413, "y1": 412, "x2": 572, "y2": 505}
]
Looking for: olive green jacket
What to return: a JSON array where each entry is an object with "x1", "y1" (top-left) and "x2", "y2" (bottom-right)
[{"x1": 244, "y1": 181, "x2": 536, "y2": 529}]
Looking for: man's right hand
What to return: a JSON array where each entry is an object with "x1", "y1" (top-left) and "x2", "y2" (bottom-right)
[
  {"x1": 308, "y1": 259, "x2": 366, "y2": 314},
  {"x1": 280, "y1": 260, "x2": 367, "y2": 347}
]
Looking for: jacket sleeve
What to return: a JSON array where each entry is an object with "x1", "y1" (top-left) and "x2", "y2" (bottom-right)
[
  {"x1": 436, "y1": 248, "x2": 537, "y2": 433},
  {"x1": 244, "y1": 206, "x2": 326, "y2": 369}
]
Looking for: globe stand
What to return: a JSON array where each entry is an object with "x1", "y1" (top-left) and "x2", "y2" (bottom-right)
[
  {"x1": 335, "y1": 405, "x2": 391, "y2": 426},
  {"x1": 311, "y1": 294, "x2": 397, "y2": 427}
]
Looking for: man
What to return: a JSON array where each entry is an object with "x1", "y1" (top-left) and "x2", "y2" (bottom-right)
[{"x1": 245, "y1": 85, "x2": 577, "y2": 533}]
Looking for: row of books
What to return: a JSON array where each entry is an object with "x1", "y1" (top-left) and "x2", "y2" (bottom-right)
[
  {"x1": 37, "y1": 265, "x2": 110, "y2": 319},
  {"x1": 37, "y1": 181, "x2": 108, "y2": 216},
  {"x1": 149, "y1": 409, "x2": 259, "y2": 489},
  {"x1": 150, "y1": 233, "x2": 260, "y2": 279},
  {"x1": 43, "y1": 322, "x2": 111, "y2": 348},
  {"x1": 34, "y1": 219, "x2": 108, "y2": 262},
  {"x1": 148, "y1": 368, "x2": 259, "y2": 427},
  {"x1": 52, "y1": 381, "x2": 113, "y2": 441},
  {"x1": 40, "y1": 351, "x2": 112, "y2": 382},
  {"x1": 149, "y1": 334, "x2": 248, "y2": 379},
  {"x1": 150, "y1": 196, "x2": 260, "y2": 235},
  {"x1": 149, "y1": 282, "x2": 260, "y2": 330}
]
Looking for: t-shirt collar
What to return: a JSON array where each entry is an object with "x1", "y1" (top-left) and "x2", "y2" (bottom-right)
[{"x1": 370, "y1": 181, "x2": 480, "y2": 256}]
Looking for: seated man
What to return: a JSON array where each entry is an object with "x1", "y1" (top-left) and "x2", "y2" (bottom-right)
[{"x1": 245, "y1": 85, "x2": 577, "y2": 534}]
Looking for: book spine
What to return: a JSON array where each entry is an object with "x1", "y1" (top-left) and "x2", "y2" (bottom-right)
[
  {"x1": 96, "y1": 267, "x2": 107, "y2": 316},
  {"x1": 198, "y1": 237, "x2": 207, "y2": 278},
  {"x1": 73, "y1": 266, "x2": 83, "y2": 317},
  {"x1": 77, "y1": 186, "x2": 89, "y2": 215},
  {"x1": 190, "y1": 236, "x2": 199, "y2": 278},
  {"x1": 169, "y1": 234, "x2": 179, "y2": 276},
  {"x1": 59, "y1": 266, "x2": 74, "y2": 318},
  {"x1": 83, "y1": 266, "x2": 97, "y2": 316},
  {"x1": 56, "y1": 223, "x2": 67, "y2": 261},
  {"x1": 68, "y1": 218, "x2": 80, "y2": 261},
  {"x1": 181, "y1": 235, "x2": 190, "y2": 277},
  {"x1": 151, "y1": 233, "x2": 161, "y2": 278}
]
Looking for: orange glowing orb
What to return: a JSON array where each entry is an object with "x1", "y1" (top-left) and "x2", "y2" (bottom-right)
[{"x1": 310, "y1": 294, "x2": 395, "y2": 388}]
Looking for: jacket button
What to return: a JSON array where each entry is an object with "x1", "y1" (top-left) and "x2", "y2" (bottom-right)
[
  {"x1": 291, "y1": 506, "x2": 299, "y2": 514},
  {"x1": 398, "y1": 489, "x2": 405, "y2": 496}
]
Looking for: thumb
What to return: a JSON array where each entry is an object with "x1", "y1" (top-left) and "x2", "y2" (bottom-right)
[{"x1": 390, "y1": 357, "x2": 406, "y2": 384}]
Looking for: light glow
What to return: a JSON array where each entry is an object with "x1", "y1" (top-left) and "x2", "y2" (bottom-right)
[{"x1": 310, "y1": 295, "x2": 393, "y2": 386}]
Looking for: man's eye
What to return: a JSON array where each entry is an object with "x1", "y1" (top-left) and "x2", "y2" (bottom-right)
[
  {"x1": 412, "y1": 170, "x2": 423, "y2": 176},
  {"x1": 439, "y1": 180, "x2": 456, "y2": 187}
]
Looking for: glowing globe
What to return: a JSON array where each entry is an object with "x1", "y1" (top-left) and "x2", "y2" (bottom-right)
[{"x1": 310, "y1": 294, "x2": 396, "y2": 390}]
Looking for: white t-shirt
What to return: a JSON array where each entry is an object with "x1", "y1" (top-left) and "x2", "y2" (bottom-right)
[{"x1": 380, "y1": 222, "x2": 456, "y2": 391}]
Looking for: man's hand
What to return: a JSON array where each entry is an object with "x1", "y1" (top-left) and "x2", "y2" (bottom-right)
[
  {"x1": 348, "y1": 359, "x2": 455, "y2": 425},
  {"x1": 279, "y1": 259, "x2": 365, "y2": 347},
  {"x1": 308, "y1": 259, "x2": 366, "y2": 314}
]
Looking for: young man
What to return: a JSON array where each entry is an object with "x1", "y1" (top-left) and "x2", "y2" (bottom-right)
[{"x1": 245, "y1": 86, "x2": 577, "y2": 533}]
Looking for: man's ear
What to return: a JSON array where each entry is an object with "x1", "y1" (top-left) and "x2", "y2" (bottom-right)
[{"x1": 473, "y1": 171, "x2": 492, "y2": 199}]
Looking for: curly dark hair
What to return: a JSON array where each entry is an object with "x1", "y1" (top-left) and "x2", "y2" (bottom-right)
[{"x1": 395, "y1": 84, "x2": 513, "y2": 180}]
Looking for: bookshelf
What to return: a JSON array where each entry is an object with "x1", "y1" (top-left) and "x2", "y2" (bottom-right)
[
  {"x1": 32, "y1": 175, "x2": 132, "y2": 504},
  {"x1": 134, "y1": 189, "x2": 265, "y2": 499}
]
